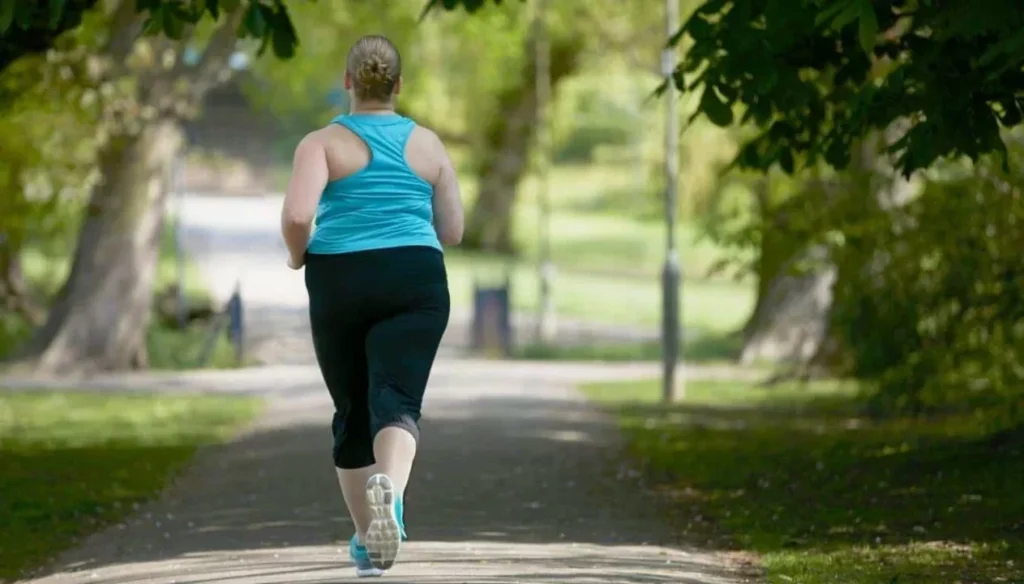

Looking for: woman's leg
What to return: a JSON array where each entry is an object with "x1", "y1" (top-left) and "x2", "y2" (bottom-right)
[
  {"x1": 365, "y1": 285, "x2": 449, "y2": 493},
  {"x1": 372, "y1": 427, "x2": 417, "y2": 498},
  {"x1": 362, "y1": 282, "x2": 449, "y2": 568},
  {"x1": 335, "y1": 466, "x2": 376, "y2": 538},
  {"x1": 308, "y1": 297, "x2": 376, "y2": 540}
]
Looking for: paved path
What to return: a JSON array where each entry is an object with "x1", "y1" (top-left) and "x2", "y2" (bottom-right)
[{"x1": 12, "y1": 362, "x2": 757, "y2": 584}]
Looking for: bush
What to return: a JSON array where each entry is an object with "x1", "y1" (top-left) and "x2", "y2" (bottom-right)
[
  {"x1": 703, "y1": 134, "x2": 1024, "y2": 418},
  {"x1": 831, "y1": 154, "x2": 1024, "y2": 418}
]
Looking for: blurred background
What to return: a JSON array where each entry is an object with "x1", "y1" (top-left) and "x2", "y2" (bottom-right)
[
  {"x1": 4, "y1": 0, "x2": 1024, "y2": 415},
  {"x1": 1, "y1": 1, "x2": 1023, "y2": 582},
  {"x1": 1, "y1": 0, "x2": 761, "y2": 371}
]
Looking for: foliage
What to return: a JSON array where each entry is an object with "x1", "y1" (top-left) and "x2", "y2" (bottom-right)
[
  {"x1": 244, "y1": 0, "x2": 422, "y2": 126},
  {"x1": 0, "y1": 0, "x2": 302, "y2": 74},
  {"x1": 583, "y1": 379, "x2": 1024, "y2": 584},
  {"x1": 0, "y1": 390, "x2": 260, "y2": 580},
  {"x1": 704, "y1": 135, "x2": 1024, "y2": 416},
  {"x1": 0, "y1": 30, "x2": 102, "y2": 355},
  {"x1": 830, "y1": 143, "x2": 1024, "y2": 416},
  {"x1": 673, "y1": 0, "x2": 1024, "y2": 177},
  {"x1": 552, "y1": 76, "x2": 641, "y2": 164}
]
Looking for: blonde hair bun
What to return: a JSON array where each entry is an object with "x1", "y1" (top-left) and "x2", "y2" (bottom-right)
[
  {"x1": 346, "y1": 35, "x2": 402, "y2": 102},
  {"x1": 356, "y1": 56, "x2": 392, "y2": 86}
]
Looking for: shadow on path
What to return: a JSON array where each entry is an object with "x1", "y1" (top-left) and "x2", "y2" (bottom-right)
[{"x1": 20, "y1": 366, "x2": 756, "y2": 583}]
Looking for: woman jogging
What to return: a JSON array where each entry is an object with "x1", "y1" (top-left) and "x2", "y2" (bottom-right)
[{"x1": 279, "y1": 34, "x2": 464, "y2": 577}]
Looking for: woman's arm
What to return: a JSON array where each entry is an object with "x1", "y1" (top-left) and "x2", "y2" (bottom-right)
[
  {"x1": 427, "y1": 131, "x2": 464, "y2": 245},
  {"x1": 280, "y1": 134, "x2": 329, "y2": 269}
]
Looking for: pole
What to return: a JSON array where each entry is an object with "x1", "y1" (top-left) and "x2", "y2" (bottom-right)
[
  {"x1": 173, "y1": 154, "x2": 187, "y2": 330},
  {"x1": 661, "y1": 0, "x2": 684, "y2": 402},
  {"x1": 534, "y1": 0, "x2": 556, "y2": 344}
]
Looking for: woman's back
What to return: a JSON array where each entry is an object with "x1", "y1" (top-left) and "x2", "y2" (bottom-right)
[{"x1": 307, "y1": 113, "x2": 441, "y2": 255}]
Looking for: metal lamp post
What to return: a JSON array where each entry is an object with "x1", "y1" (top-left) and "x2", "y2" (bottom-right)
[{"x1": 661, "y1": 0, "x2": 684, "y2": 402}]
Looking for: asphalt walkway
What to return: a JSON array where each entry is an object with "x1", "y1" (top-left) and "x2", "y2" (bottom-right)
[{"x1": 12, "y1": 361, "x2": 757, "y2": 584}]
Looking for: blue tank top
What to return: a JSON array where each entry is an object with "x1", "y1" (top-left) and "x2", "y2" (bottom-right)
[{"x1": 306, "y1": 113, "x2": 442, "y2": 255}]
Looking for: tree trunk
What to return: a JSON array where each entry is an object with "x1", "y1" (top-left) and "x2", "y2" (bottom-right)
[
  {"x1": 739, "y1": 174, "x2": 839, "y2": 368},
  {"x1": 740, "y1": 128, "x2": 919, "y2": 373},
  {"x1": 0, "y1": 244, "x2": 44, "y2": 326},
  {"x1": 462, "y1": 36, "x2": 582, "y2": 253},
  {"x1": 16, "y1": 119, "x2": 183, "y2": 373}
]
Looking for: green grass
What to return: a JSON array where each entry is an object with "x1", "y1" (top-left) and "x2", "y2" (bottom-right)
[
  {"x1": 445, "y1": 250, "x2": 752, "y2": 332},
  {"x1": 444, "y1": 163, "x2": 755, "y2": 334},
  {"x1": 513, "y1": 330, "x2": 745, "y2": 363},
  {"x1": 10, "y1": 218, "x2": 239, "y2": 370},
  {"x1": 582, "y1": 379, "x2": 1024, "y2": 584},
  {"x1": 0, "y1": 390, "x2": 262, "y2": 581}
]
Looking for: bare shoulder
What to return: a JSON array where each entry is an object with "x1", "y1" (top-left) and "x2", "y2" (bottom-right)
[
  {"x1": 292, "y1": 130, "x2": 328, "y2": 160},
  {"x1": 404, "y1": 123, "x2": 449, "y2": 184},
  {"x1": 409, "y1": 123, "x2": 447, "y2": 153}
]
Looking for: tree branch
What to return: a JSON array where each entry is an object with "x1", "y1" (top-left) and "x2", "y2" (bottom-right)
[
  {"x1": 188, "y1": 9, "x2": 245, "y2": 101},
  {"x1": 103, "y1": 0, "x2": 144, "y2": 62}
]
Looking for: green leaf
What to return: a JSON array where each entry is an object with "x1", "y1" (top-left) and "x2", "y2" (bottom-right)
[
  {"x1": 700, "y1": 86, "x2": 734, "y2": 127},
  {"x1": 162, "y1": 7, "x2": 186, "y2": 39},
  {"x1": 1000, "y1": 98, "x2": 1022, "y2": 127},
  {"x1": 825, "y1": 138, "x2": 851, "y2": 168},
  {"x1": 0, "y1": 0, "x2": 15, "y2": 33},
  {"x1": 671, "y1": 68, "x2": 685, "y2": 92},
  {"x1": 668, "y1": 21, "x2": 686, "y2": 47},
  {"x1": 815, "y1": 0, "x2": 864, "y2": 33},
  {"x1": 269, "y1": 3, "x2": 298, "y2": 59},
  {"x1": 205, "y1": 0, "x2": 221, "y2": 19},
  {"x1": 686, "y1": 17, "x2": 712, "y2": 42},
  {"x1": 47, "y1": 0, "x2": 65, "y2": 29},
  {"x1": 13, "y1": 0, "x2": 34, "y2": 28},
  {"x1": 814, "y1": 0, "x2": 853, "y2": 28},
  {"x1": 858, "y1": 1, "x2": 878, "y2": 55},
  {"x1": 140, "y1": 5, "x2": 165, "y2": 37},
  {"x1": 242, "y1": 3, "x2": 267, "y2": 38},
  {"x1": 696, "y1": 0, "x2": 728, "y2": 17},
  {"x1": 779, "y1": 147, "x2": 795, "y2": 174},
  {"x1": 717, "y1": 83, "x2": 737, "y2": 102}
]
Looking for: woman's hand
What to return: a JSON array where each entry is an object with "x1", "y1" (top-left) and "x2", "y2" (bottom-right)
[{"x1": 287, "y1": 254, "x2": 305, "y2": 270}]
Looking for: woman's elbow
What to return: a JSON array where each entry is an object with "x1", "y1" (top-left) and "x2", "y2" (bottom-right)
[{"x1": 438, "y1": 223, "x2": 463, "y2": 246}]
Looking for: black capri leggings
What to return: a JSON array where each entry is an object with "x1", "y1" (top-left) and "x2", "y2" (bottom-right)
[{"x1": 304, "y1": 246, "x2": 450, "y2": 469}]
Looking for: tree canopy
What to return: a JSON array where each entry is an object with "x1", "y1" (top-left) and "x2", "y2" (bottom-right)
[
  {"x1": 0, "y1": 0, "x2": 301, "y2": 73},
  {"x1": 433, "y1": 0, "x2": 1024, "y2": 178},
  {"x1": 5, "y1": 0, "x2": 1023, "y2": 177},
  {"x1": 674, "y1": 0, "x2": 1024, "y2": 177}
]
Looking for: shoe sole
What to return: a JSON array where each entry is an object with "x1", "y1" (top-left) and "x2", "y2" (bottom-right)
[
  {"x1": 355, "y1": 566, "x2": 384, "y2": 578},
  {"x1": 364, "y1": 474, "x2": 401, "y2": 571}
]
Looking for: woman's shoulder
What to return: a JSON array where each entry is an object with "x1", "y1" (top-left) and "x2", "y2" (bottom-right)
[{"x1": 407, "y1": 122, "x2": 445, "y2": 150}]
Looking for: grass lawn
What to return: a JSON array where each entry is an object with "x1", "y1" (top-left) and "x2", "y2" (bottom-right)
[
  {"x1": 445, "y1": 163, "x2": 756, "y2": 337},
  {"x1": 513, "y1": 332, "x2": 745, "y2": 364},
  {"x1": 0, "y1": 390, "x2": 261, "y2": 582},
  {"x1": 11, "y1": 218, "x2": 239, "y2": 370},
  {"x1": 581, "y1": 379, "x2": 1024, "y2": 584}
]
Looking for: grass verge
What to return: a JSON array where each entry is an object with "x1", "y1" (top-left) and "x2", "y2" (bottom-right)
[
  {"x1": 0, "y1": 390, "x2": 262, "y2": 581},
  {"x1": 513, "y1": 330, "x2": 745, "y2": 363},
  {"x1": 444, "y1": 248, "x2": 753, "y2": 334},
  {"x1": 581, "y1": 379, "x2": 1024, "y2": 584}
]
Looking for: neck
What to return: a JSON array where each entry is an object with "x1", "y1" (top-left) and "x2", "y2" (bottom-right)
[{"x1": 351, "y1": 101, "x2": 394, "y2": 114}]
